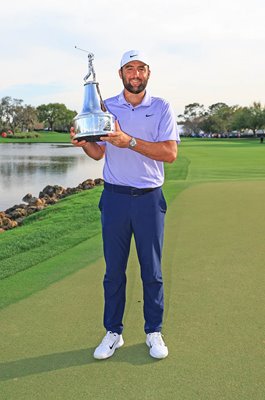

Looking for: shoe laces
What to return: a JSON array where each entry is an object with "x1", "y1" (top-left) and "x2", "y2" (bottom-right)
[
  {"x1": 148, "y1": 332, "x2": 165, "y2": 347},
  {"x1": 101, "y1": 331, "x2": 118, "y2": 346}
]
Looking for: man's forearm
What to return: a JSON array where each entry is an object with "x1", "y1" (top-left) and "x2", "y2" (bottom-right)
[
  {"x1": 82, "y1": 142, "x2": 105, "y2": 160},
  {"x1": 101, "y1": 121, "x2": 177, "y2": 163},
  {"x1": 130, "y1": 139, "x2": 177, "y2": 163}
]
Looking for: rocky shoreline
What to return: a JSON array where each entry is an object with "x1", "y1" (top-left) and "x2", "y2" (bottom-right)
[{"x1": 0, "y1": 178, "x2": 104, "y2": 233}]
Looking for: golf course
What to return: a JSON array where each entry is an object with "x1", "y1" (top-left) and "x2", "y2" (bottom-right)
[{"x1": 0, "y1": 137, "x2": 264, "y2": 399}]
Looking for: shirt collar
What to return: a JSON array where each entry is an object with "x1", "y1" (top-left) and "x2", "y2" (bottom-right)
[{"x1": 118, "y1": 90, "x2": 152, "y2": 108}]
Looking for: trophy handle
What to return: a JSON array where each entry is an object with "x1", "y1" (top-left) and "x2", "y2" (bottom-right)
[{"x1": 96, "y1": 84, "x2": 107, "y2": 112}]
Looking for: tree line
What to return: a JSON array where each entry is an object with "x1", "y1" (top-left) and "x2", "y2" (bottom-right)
[
  {"x1": 178, "y1": 102, "x2": 265, "y2": 136},
  {"x1": 0, "y1": 96, "x2": 77, "y2": 133},
  {"x1": 1, "y1": 96, "x2": 265, "y2": 136}
]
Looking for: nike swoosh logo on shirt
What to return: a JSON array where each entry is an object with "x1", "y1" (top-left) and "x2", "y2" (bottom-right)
[{"x1": 146, "y1": 114, "x2": 154, "y2": 117}]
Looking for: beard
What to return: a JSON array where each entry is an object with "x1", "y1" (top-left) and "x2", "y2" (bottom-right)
[{"x1": 121, "y1": 74, "x2": 149, "y2": 94}]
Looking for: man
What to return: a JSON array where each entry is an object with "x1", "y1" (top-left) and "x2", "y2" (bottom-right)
[{"x1": 71, "y1": 50, "x2": 179, "y2": 360}]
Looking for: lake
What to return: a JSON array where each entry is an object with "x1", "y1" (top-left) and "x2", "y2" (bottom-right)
[{"x1": 0, "y1": 143, "x2": 104, "y2": 211}]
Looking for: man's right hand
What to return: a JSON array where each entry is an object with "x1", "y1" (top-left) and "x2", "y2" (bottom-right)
[
  {"x1": 70, "y1": 127, "x2": 105, "y2": 160},
  {"x1": 70, "y1": 127, "x2": 87, "y2": 147}
]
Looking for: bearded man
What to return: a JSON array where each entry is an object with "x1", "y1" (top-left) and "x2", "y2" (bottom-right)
[{"x1": 71, "y1": 50, "x2": 179, "y2": 360}]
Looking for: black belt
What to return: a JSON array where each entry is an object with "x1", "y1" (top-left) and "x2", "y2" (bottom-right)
[{"x1": 104, "y1": 182, "x2": 159, "y2": 196}]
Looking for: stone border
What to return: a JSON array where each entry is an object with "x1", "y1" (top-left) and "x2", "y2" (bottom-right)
[{"x1": 0, "y1": 178, "x2": 104, "y2": 232}]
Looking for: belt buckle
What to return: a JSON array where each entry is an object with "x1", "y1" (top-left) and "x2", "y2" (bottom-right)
[{"x1": 131, "y1": 187, "x2": 139, "y2": 196}]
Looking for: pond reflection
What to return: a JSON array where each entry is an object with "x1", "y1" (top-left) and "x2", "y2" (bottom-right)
[{"x1": 0, "y1": 143, "x2": 104, "y2": 211}]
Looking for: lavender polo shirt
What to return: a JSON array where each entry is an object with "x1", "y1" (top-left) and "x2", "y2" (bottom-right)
[{"x1": 101, "y1": 91, "x2": 179, "y2": 188}]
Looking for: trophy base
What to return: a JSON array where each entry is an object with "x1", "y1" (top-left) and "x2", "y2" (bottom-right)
[{"x1": 73, "y1": 133, "x2": 109, "y2": 142}]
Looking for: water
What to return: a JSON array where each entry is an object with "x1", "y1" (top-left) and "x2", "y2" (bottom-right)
[{"x1": 0, "y1": 143, "x2": 104, "y2": 211}]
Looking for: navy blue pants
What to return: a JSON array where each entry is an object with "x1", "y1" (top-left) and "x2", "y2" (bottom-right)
[{"x1": 98, "y1": 182, "x2": 167, "y2": 334}]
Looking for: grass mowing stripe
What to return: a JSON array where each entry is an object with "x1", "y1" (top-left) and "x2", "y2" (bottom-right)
[
  {"x1": 163, "y1": 182, "x2": 265, "y2": 399},
  {"x1": 0, "y1": 233, "x2": 103, "y2": 310},
  {"x1": 183, "y1": 139, "x2": 265, "y2": 182},
  {"x1": 0, "y1": 187, "x2": 103, "y2": 279},
  {"x1": 1, "y1": 181, "x2": 264, "y2": 399}
]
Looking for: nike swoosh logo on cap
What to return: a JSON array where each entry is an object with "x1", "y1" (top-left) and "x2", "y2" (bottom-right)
[{"x1": 130, "y1": 54, "x2": 138, "y2": 58}]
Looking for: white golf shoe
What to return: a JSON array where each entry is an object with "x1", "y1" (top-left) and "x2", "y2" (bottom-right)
[
  {"x1": 146, "y1": 332, "x2": 168, "y2": 359},
  {"x1": 93, "y1": 331, "x2": 124, "y2": 360}
]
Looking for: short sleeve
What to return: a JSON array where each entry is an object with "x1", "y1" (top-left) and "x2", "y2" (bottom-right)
[{"x1": 158, "y1": 102, "x2": 180, "y2": 143}]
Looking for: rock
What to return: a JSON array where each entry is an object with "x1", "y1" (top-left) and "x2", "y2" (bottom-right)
[
  {"x1": 22, "y1": 193, "x2": 33, "y2": 203},
  {"x1": 26, "y1": 206, "x2": 40, "y2": 215},
  {"x1": 35, "y1": 198, "x2": 46, "y2": 207},
  {"x1": 44, "y1": 197, "x2": 58, "y2": 205},
  {"x1": 5, "y1": 204, "x2": 27, "y2": 214},
  {"x1": 38, "y1": 194, "x2": 50, "y2": 203},
  {"x1": 7, "y1": 208, "x2": 27, "y2": 219},
  {"x1": 78, "y1": 179, "x2": 95, "y2": 190},
  {"x1": 15, "y1": 217, "x2": 25, "y2": 226},
  {"x1": 39, "y1": 185, "x2": 65, "y2": 198},
  {"x1": 28, "y1": 197, "x2": 45, "y2": 207},
  {"x1": 65, "y1": 187, "x2": 82, "y2": 195},
  {"x1": 39, "y1": 185, "x2": 55, "y2": 197},
  {"x1": 9, "y1": 220, "x2": 18, "y2": 229},
  {"x1": 27, "y1": 196, "x2": 39, "y2": 205},
  {"x1": 94, "y1": 178, "x2": 104, "y2": 186},
  {"x1": 0, "y1": 216, "x2": 18, "y2": 230}
]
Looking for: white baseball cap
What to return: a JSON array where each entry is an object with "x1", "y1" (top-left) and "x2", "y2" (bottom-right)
[{"x1": 120, "y1": 50, "x2": 150, "y2": 68}]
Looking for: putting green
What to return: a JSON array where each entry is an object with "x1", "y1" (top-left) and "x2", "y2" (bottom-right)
[{"x1": 0, "y1": 181, "x2": 264, "y2": 399}]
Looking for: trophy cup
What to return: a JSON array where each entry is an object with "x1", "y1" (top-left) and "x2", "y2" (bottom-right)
[{"x1": 73, "y1": 50, "x2": 115, "y2": 142}]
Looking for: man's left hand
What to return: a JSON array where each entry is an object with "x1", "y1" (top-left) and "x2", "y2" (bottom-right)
[{"x1": 100, "y1": 120, "x2": 131, "y2": 148}]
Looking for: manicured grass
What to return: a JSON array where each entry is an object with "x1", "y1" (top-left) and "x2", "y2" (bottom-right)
[
  {"x1": 181, "y1": 137, "x2": 265, "y2": 181},
  {"x1": 0, "y1": 187, "x2": 102, "y2": 280},
  {"x1": 0, "y1": 137, "x2": 265, "y2": 399},
  {"x1": 0, "y1": 131, "x2": 70, "y2": 143},
  {"x1": 0, "y1": 180, "x2": 264, "y2": 399},
  {"x1": 1, "y1": 137, "x2": 264, "y2": 309},
  {"x1": 0, "y1": 187, "x2": 104, "y2": 309}
]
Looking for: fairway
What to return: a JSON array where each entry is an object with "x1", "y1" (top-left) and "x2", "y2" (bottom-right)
[{"x1": 0, "y1": 139, "x2": 265, "y2": 399}]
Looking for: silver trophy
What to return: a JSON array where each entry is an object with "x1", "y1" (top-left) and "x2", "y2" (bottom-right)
[{"x1": 73, "y1": 49, "x2": 115, "y2": 142}]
